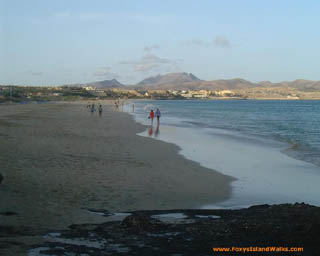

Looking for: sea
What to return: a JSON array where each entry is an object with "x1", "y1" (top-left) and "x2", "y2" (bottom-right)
[{"x1": 126, "y1": 100, "x2": 320, "y2": 208}]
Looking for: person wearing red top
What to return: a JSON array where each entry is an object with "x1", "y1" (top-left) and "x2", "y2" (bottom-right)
[{"x1": 149, "y1": 110, "x2": 155, "y2": 125}]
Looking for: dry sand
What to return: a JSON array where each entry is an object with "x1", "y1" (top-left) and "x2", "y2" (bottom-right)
[{"x1": 0, "y1": 102, "x2": 234, "y2": 254}]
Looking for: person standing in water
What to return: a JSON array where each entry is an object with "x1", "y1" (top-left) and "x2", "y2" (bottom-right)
[
  {"x1": 149, "y1": 110, "x2": 155, "y2": 125},
  {"x1": 155, "y1": 108, "x2": 161, "y2": 125}
]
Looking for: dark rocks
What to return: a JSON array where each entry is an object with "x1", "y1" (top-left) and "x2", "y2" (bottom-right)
[
  {"x1": 0, "y1": 225, "x2": 34, "y2": 237},
  {"x1": 121, "y1": 214, "x2": 161, "y2": 232},
  {"x1": 86, "y1": 208, "x2": 112, "y2": 217},
  {"x1": 122, "y1": 214, "x2": 151, "y2": 228},
  {"x1": 15, "y1": 204, "x2": 320, "y2": 255},
  {"x1": 248, "y1": 203, "x2": 270, "y2": 209},
  {"x1": 0, "y1": 211, "x2": 18, "y2": 216}
]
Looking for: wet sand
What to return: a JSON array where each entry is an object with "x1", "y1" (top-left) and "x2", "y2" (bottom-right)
[
  {"x1": 139, "y1": 125, "x2": 320, "y2": 209},
  {"x1": 0, "y1": 102, "x2": 234, "y2": 254}
]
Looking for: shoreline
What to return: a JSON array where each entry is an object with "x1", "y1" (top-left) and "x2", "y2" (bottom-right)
[
  {"x1": 0, "y1": 102, "x2": 234, "y2": 253},
  {"x1": 130, "y1": 99, "x2": 320, "y2": 168},
  {"x1": 129, "y1": 101, "x2": 320, "y2": 208},
  {"x1": 1, "y1": 102, "x2": 320, "y2": 255}
]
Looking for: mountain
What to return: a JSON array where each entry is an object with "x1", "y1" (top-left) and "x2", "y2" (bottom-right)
[
  {"x1": 135, "y1": 73, "x2": 320, "y2": 91},
  {"x1": 63, "y1": 73, "x2": 320, "y2": 92},
  {"x1": 88, "y1": 79, "x2": 124, "y2": 88},
  {"x1": 275, "y1": 80, "x2": 320, "y2": 91},
  {"x1": 137, "y1": 72, "x2": 201, "y2": 87},
  {"x1": 136, "y1": 74, "x2": 259, "y2": 90},
  {"x1": 201, "y1": 78, "x2": 258, "y2": 90},
  {"x1": 64, "y1": 79, "x2": 124, "y2": 89}
]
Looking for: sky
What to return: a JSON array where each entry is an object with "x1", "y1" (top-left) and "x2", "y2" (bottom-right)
[{"x1": 1, "y1": 0, "x2": 320, "y2": 85}]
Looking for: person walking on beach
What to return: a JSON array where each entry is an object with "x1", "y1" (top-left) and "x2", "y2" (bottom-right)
[
  {"x1": 155, "y1": 108, "x2": 161, "y2": 125},
  {"x1": 90, "y1": 103, "x2": 95, "y2": 115},
  {"x1": 132, "y1": 103, "x2": 135, "y2": 113},
  {"x1": 98, "y1": 104, "x2": 103, "y2": 116},
  {"x1": 149, "y1": 109, "x2": 155, "y2": 125}
]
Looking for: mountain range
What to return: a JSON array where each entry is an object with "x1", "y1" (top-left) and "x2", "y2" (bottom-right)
[
  {"x1": 67, "y1": 73, "x2": 320, "y2": 91},
  {"x1": 133, "y1": 73, "x2": 320, "y2": 91}
]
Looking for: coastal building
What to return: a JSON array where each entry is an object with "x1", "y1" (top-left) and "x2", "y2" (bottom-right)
[
  {"x1": 84, "y1": 86, "x2": 96, "y2": 91},
  {"x1": 180, "y1": 91, "x2": 193, "y2": 98},
  {"x1": 215, "y1": 90, "x2": 235, "y2": 97},
  {"x1": 180, "y1": 90, "x2": 210, "y2": 98}
]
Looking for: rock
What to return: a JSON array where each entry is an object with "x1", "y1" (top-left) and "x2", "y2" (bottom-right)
[
  {"x1": 0, "y1": 211, "x2": 18, "y2": 216},
  {"x1": 248, "y1": 204, "x2": 270, "y2": 209},
  {"x1": 24, "y1": 204, "x2": 320, "y2": 255},
  {"x1": 122, "y1": 214, "x2": 159, "y2": 231}
]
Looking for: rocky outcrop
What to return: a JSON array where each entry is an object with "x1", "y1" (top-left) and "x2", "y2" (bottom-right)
[{"x1": 21, "y1": 203, "x2": 320, "y2": 255}]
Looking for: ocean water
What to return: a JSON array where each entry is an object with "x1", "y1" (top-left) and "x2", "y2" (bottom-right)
[
  {"x1": 132, "y1": 100, "x2": 320, "y2": 166},
  {"x1": 127, "y1": 100, "x2": 320, "y2": 208}
]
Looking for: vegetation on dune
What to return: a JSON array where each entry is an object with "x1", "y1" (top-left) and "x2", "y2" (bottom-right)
[{"x1": 0, "y1": 86, "x2": 97, "y2": 103}]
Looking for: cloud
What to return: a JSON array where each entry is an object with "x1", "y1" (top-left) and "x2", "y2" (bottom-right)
[
  {"x1": 183, "y1": 36, "x2": 231, "y2": 48},
  {"x1": 214, "y1": 36, "x2": 231, "y2": 48},
  {"x1": 93, "y1": 67, "x2": 119, "y2": 79},
  {"x1": 140, "y1": 54, "x2": 172, "y2": 65},
  {"x1": 135, "y1": 63, "x2": 160, "y2": 72},
  {"x1": 183, "y1": 39, "x2": 211, "y2": 47},
  {"x1": 119, "y1": 54, "x2": 180, "y2": 73},
  {"x1": 31, "y1": 72, "x2": 43, "y2": 76},
  {"x1": 53, "y1": 12, "x2": 106, "y2": 22},
  {"x1": 144, "y1": 44, "x2": 160, "y2": 52}
]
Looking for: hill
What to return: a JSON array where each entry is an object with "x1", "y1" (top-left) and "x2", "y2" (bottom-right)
[
  {"x1": 62, "y1": 73, "x2": 320, "y2": 92},
  {"x1": 135, "y1": 74, "x2": 259, "y2": 90},
  {"x1": 136, "y1": 72, "x2": 201, "y2": 87},
  {"x1": 135, "y1": 73, "x2": 320, "y2": 91},
  {"x1": 88, "y1": 79, "x2": 124, "y2": 88},
  {"x1": 266, "y1": 79, "x2": 320, "y2": 91},
  {"x1": 64, "y1": 79, "x2": 124, "y2": 89}
]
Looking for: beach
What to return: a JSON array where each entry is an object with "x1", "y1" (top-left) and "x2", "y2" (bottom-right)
[
  {"x1": 133, "y1": 100, "x2": 320, "y2": 208},
  {"x1": 0, "y1": 102, "x2": 233, "y2": 254}
]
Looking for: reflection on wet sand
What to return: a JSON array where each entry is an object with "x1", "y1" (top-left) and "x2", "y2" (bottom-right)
[
  {"x1": 148, "y1": 127, "x2": 153, "y2": 136},
  {"x1": 148, "y1": 123, "x2": 160, "y2": 138},
  {"x1": 155, "y1": 123, "x2": 160, "y2": 137}
]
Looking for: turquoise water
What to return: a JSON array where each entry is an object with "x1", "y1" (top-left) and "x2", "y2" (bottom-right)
[{"x1": 133, "y1": 100, "x2": 320, "y2": 167}]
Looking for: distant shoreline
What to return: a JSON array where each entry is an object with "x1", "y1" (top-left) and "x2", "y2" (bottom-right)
[{"x1": 1, "y1": 97, "x2": 320, "y2": 106}]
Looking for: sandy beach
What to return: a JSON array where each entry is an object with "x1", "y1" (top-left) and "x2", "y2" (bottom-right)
[{"x1": 0, "y1": 102, "x2": 233, "y2": 254}]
